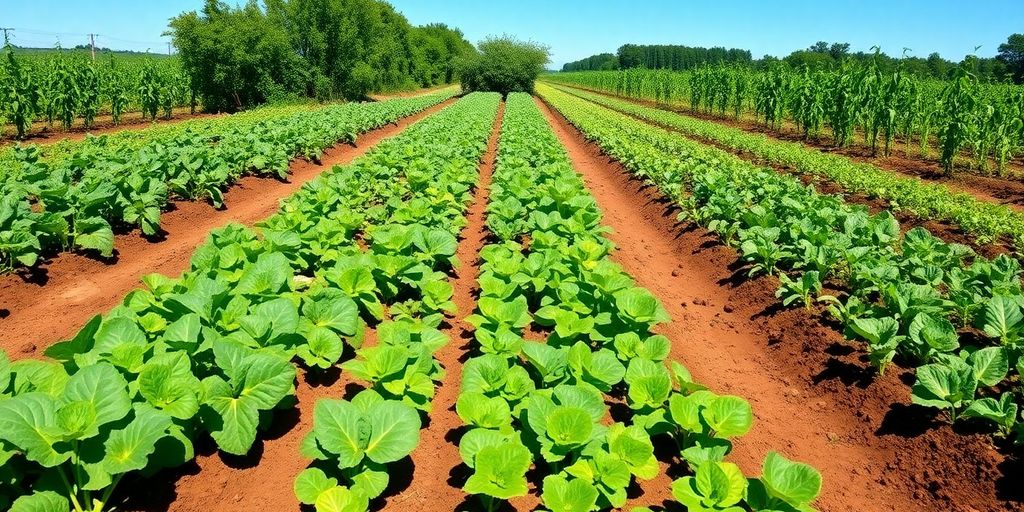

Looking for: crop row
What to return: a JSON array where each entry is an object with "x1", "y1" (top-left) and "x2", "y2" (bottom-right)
[
  {"x1": 0, "y1": 92, "x2": 500, "y2": 512},
  {"x1": 289, "y1": 92, "x2": 499, "y2": 511},
  {"x1": 454, "y1": 92, "x2": 822, "y2": 512},
  {"x1": 0, "y1": 89, "x2": 457, "y2": 273},
  {"x1": 536, "y1": 84, "x2": 1024, "y2": 449},
  {"x1": 547, "y1": 66, "x2": 1024, "y2": 176},
  {"x1": 548, "y1": 82, "x2": 1024, "y2": 252},
  {"x1": 1, "y1": 47, "x2": 191, "y2": 138}
]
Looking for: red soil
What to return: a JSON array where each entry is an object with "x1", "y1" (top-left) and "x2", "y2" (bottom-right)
[
  {"x1": 0, "y1": 98, "x2": 457, "y2": 358},
  {"x1": 535, "y1": 96, "x2": 1020, "y2": 512}
]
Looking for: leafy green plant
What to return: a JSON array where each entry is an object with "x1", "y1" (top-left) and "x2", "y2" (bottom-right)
[{"x1": 298, "y1": 390, "x2": 421, "y2": 503}]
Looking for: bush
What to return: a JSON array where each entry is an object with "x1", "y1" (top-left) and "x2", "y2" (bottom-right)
[{"x1": 460, "y1": 36, "x2": 550, "y2": 96}]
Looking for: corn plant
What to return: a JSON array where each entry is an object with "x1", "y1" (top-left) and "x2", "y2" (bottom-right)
[
  {"x1": 138, "y1": 64, "x2": 162, "y2": 121},
  {"x1": 1, "y1": 46, "x2": 39, "y2": 138},
  {"x1": 938, "y1": 69, "x2": 979, "y2": 176},
  {"x1": 78, "y1": 65, "x2": 100, "y2": 129}
]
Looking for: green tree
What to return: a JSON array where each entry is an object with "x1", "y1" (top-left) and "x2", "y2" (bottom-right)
[
  {"x1": 169, "y1": 0, "x2": 305, "y2": 111},
  {"x1": 460, "y1": 36, "x2": 550, "y2": 96},
  {"x1": 997, "y1": 33, "x2": 1024, "y2": 83}
]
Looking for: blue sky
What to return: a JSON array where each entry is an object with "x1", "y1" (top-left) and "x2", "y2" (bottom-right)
[{"x1": 4, "y1": 0, "x2": 1023, "y2": 67}]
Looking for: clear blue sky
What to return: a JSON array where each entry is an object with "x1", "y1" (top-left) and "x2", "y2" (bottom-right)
[{"x1": 4, "y1": 0, "x2": 1022, "y2": 67}]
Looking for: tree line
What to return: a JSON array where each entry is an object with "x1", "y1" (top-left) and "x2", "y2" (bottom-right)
[
  {"x1": 169, "y1": 0, "x2": 475, "y2": 111},
  {"x1": 562, "y1": 44, "x2": 752, "y2": 72},
  {"x1": 561, "y1": 36, "x2": 1024, "y2": 84}
]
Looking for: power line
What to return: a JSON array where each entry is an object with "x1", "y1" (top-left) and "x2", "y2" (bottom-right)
[{"x1": 8, "y1": 27, "x2": 169, "y2": 51}]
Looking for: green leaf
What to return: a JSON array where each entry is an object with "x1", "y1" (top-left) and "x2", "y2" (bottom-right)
[
  {"x1": 614, "y1": 287, "x2": 670, "y2": 325},
  {"x1": 456, "y1": 392, "x2": 512, "y2": 430},
  {"x1": 294, "y1": 468, "x2": 338, "y2": 505},
  {"x1": 298, "y1": 326, "x2": 344, "y2": 369},
  {"x1": 313, "y1": 398, "x2": 368, "y2": 467},
  {"x1": 542, "y1": 475, "x2": 599, "y2": 512},
  {"x1": 304, "y1": 295, "x2": 360, "y2": 335},
  {"x1": 202, "y1": 377, "x2": 260, "y2": 456},
  {"x1": 760, "y1": 451, "x2": 821, "y2": 505},
  {"x1": 908, "y1": 313, "x2": 959, "y2": 353},
  {"x1": 56, "y1": 400, "x2": 97, "y2": 439},
  {"x1": 0, "y1": 392, "x2": 69, "y2": 467},
  {"x1": 60, "y1": 362, "x2": 132, "y2": 437},
  {"x1": 704, "y1": 395, "x2": 753, "y2": 438},
  {"x1": 911, "y1": 361, "x2": 976, "y2": 411},
  {"x1": 464, "y1": 441, "x2": 531, "y2": 499},
  {"x1": 44, "y1": 315, "x2": 102, "y2": 362},
  {"x1": 314, "y1": 486, "x2": 369, "y2": 512},
  {"x1": 978, "y1": 295, "x2": 1023, "y2": 341},
  {"x1": 10, "y1": 491, "x2": 69, "y2": 512},
  {"x1": 458, "y1": 428, "x2": 515, "y2": 468},
  {"x1": 138, "y1": 361, "x2": 199, "y2": 419},
  {"x1": 546, "y1": 407, "x2": 594, "y2": 446},
  {"x1": 163, "y1": 313, "x2": 202, "y2": 348},
  {"x1": 967, "y1": 346, "x2": 1009, "y2": 387},
  {"x1": 0, "y1": 350, "x2": 10, "y2": 394},
  {"x1": 696, "y1": 461, "x2": 747, "y2": 507},
  {"x1": 74, "y1": 216, "x2": 115, "y2": 257},
  {"x1": 92, "y1": 317, "x2": 147, "y2": 354},
  {"x1": 103, "y1": 404, "x2": 172, "y2": 474},
  {"x1": 239, "y1": 353, "x2": 296, "y2": 409},
  {"x1": 365, "y1": 401, "x2": 421, "y2": 464},
  {"x1": 235, "y1": 252, "x2": 292, "y2": 296}
]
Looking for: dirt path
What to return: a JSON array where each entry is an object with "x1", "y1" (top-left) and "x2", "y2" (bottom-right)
[
  {"x1": 1, "y1": 108, "x2": 224, "y2": 146},
  {"x1": 367, "y1": 84, "x2": 458, "y2": 102},
  {"x1": 535, "y1": 96, "x2": 1018, "y2": 512},
  {"x1": 385, "y1": 101, "x2": 504, "y2": 511},
  {"x1": 0, "y1": 98, "x2": 456, "y2": 358},
  {"x1": 559, "y1": 84, "x2": 1024, "y2": 212}
]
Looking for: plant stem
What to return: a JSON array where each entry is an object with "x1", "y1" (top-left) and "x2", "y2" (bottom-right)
[
  {"x1": 58, "y1": 465, "x2": 86, "y2": 512},
  {"x1": 92, "y1": 473, "x2": 123, "y2": 512}
]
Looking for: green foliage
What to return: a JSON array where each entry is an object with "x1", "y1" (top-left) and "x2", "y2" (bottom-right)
[
  {"x1": 537, "y1": 81, "x2": 1024, "y2": 449},
  {"x1": 1, "y1": 46, "x2": 39, "y2": 138},
  {"x1": 1, "y1": 92, "x2": 501, "y2": 510},
  {"x1": 0, "y1": 90, "x2": 456, "y2": 274},
  {"x1": 460, "y1": 36, "x2": 550, "y2": 96},
  {"x1": 454, "y1": 92, "x2": 821, "y2": 512},
  {"x1": 170, "y1": 0, "x2": 473, "y2": 109}
]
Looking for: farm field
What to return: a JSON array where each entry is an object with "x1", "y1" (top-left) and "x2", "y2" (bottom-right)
[{"x1": 2, "y1": 3, "x2": 1024, "y2": 512}]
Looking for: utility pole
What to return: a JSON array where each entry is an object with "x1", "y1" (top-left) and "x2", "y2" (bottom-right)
[
  {"x1": 88, "y1": 33, "x2": 97, "y2": 61},
  {"x1": 167, "y1": 42, "x2": 171, "y2": 56},
  {"x1": 0, "y1": 27, "x2": 14, "y2": 46}
]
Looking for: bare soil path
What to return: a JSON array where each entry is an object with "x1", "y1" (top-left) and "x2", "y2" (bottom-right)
[
  {"x1": 535, "y1": 95, "x2": 1019, "y2": 512},
  {"x1": 0, "y1": 98, "x2": 457, "y2": 358}
]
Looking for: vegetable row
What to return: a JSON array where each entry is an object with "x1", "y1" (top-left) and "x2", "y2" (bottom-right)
[
  {"x1": 547, "y1": 82, "x2": 1024, "y2": 251},
  {"x1": 290, "y1": 91, "x2": 499, "y2": 511},
  {"x1": 0, "y1": 88, "x2": 456, "y2": 273},
  {"x1": 536, "y1": 83, "x2": 1024, "y2": 450},
  {"x1": 454, "y1": 92, "x2": 822, "y2": 512},
  {"x1": 0, "y1": 92, "x2": 500, "y2": 512}
]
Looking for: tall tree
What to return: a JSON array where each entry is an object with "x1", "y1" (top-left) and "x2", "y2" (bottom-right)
[{"x1": 997, "y1": 33, "x2": 1024, "y2": 83}]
